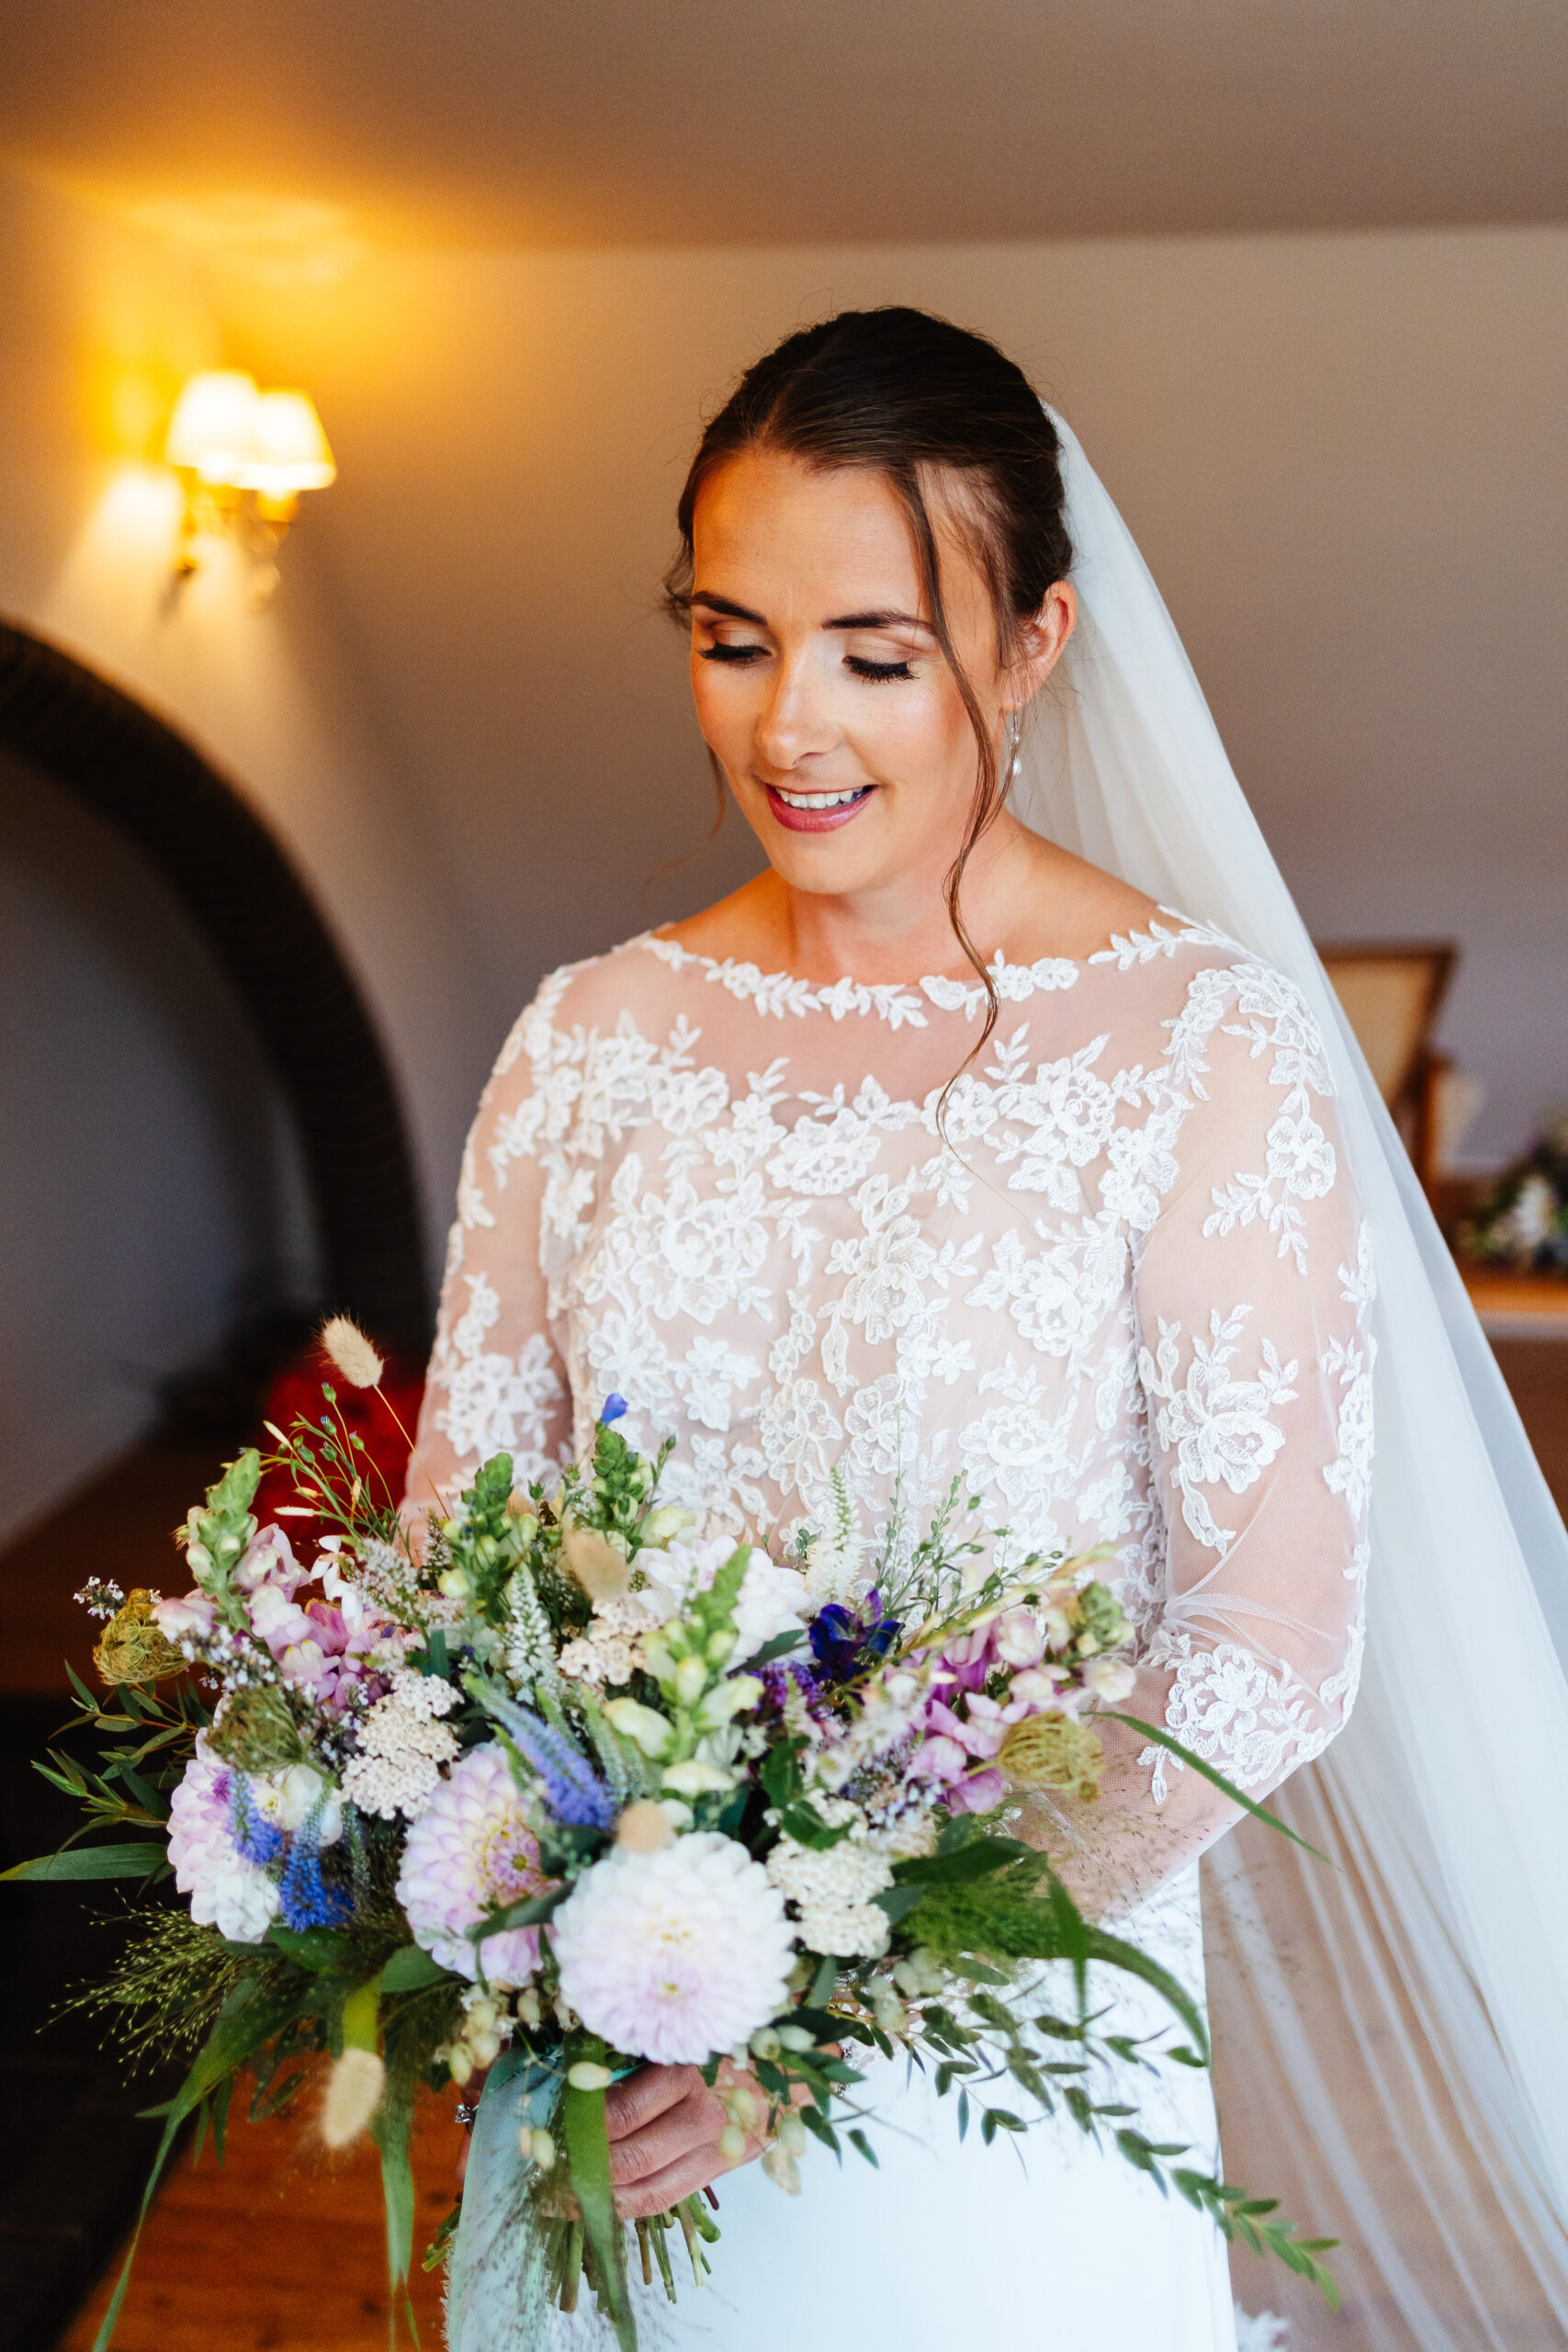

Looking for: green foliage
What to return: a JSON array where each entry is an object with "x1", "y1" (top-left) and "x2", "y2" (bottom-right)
[
  {"x1": 64, "y1": 1910, "x2": 265, "y2": 2065},
  {"x1": 22, "y1": 1677, "x2": 205, "y2": 1878},
  {"x1": 3, "y1": 1841, "x2": 166, "y2": 1882},
  {"x1": 560, "y1": 2032, "x2": 635, "y2": 2350},
  {"x1": 204, "y1": 1684, "x2": 310, "y2": 1773},
  {"x1": 1106, "y1": 1713, "x2": 1329, "y2": 1860}
]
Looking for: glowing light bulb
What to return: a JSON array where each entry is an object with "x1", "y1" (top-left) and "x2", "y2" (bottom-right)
[
  {"x1": 237, "y1": 390, "x2": 336, "y2": 506},
  {"x1": 163, "y1": 370, "x2": 262, "y2": 482}
]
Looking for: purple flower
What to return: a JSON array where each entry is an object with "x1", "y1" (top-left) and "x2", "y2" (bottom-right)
[
  {"x1": 279, "y1": 1837, "x2": 351, "y2": 1931},
  {"x1": 807, "y1": 1591, "x2": 901, "y2": 1686},
  {"x1": 481, "y1": 1688, "x2": 615, "y2": 1831}
]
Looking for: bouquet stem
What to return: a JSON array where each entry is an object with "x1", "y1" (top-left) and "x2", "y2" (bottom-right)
[{"x1": 560, "y1": 2031, "x2": 635, "y2": 2348}]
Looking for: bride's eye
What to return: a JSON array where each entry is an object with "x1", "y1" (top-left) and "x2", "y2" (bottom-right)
[
  {"x1": 846, "y1": 654, "x2": 914, "y2": 682},
  {"x1": 699, "y1": 642, "x2": 767, "y2": 665}
]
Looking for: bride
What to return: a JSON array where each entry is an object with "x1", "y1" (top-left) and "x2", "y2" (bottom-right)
[{"x1": 408, "y1": 310, "x2": 1568, "y2": 2348}]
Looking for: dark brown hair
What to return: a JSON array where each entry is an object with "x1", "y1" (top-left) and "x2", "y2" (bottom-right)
[{"x1": 664, "y1": 305, "x2": 1073, "y2": 1070}]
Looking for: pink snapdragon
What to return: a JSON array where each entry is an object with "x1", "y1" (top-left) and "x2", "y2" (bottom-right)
[
  {"x1": 258, "y1": 1592, "x2": 404, "y2": 1710},
  {"x1": 152, "y1": 1589, "x2": 218, "y2": 1643},
  {"x1": 908, "y1": 1609, "x2": 1076, "y2": 1813}
]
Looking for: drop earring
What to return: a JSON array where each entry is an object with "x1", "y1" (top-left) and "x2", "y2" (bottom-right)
[{"x1": 1003, "y1": 709, "x2": 1023, "y2": 788}]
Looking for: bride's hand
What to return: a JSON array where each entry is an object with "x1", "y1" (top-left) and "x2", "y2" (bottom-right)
[{"x1": 606, "y1": 2060, "x2": 766, "y2": 2220}]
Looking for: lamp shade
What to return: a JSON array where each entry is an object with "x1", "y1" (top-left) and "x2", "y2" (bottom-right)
[
  {"x1": 237, "y1": 390, "x2": 336, "y2": 497},
  {"x1": 164, "y1": 370, "x2": 262, "y2": 481}
]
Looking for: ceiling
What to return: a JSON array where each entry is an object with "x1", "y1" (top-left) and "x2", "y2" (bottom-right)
[{"x1": 3, "y1": 0, "x2": 1564, "y2": 253}]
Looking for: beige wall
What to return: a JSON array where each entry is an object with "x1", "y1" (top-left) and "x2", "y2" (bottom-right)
[
  {"x1": 0, "y1": 169, "x2": 478, "y2": 1247},
  {"x1": 0, "y1": 170, "x2": 470, "y2": 1533},
  {"x1": 209, "y1": 223, "x2": 1568, "y2": 1170}
]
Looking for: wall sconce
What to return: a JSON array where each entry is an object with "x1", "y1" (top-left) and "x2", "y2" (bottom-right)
[{"x1": 164, "y1": 369, "x2": 336, "y2": 603}]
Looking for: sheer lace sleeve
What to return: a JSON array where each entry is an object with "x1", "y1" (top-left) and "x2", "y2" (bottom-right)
[
  {"x1": 1032, "y1": 957, "x2": 1372, "y2": 1909},
  {"x1": 403, "y1": 971, "x2": 578, "y2": 1522}
]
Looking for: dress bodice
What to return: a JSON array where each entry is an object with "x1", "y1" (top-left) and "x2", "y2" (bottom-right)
[{"x1": 407, "y1": 910, "x2": 1370, "y2": 1883}]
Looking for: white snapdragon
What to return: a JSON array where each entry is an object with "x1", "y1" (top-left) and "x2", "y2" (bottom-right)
[{"x1": 637, "y1": 1538, "x2": 807, "y2": 1660}]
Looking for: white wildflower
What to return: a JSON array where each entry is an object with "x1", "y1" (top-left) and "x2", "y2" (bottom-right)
[
  {"x1": 342, "y1": 1668, "x2": 460, "y2": 1821},
  {"x1": 502, "y1": 1565, "x2": 561, "y2": 1702},
  {"x1": 551, "y1": 1832, "x2": 794, "y2": 2064},
  {"x1": 638, "y1": 1537, "x2": 808, "y2": 1659},
  {"x1": 319, "y1": 1315, "x2": 384, "y2": 1388},
  {"x1": 765, "y1": 1799, "x2": 894, "y2": 1958},
  {"x1": 802, "y1": 1469, "x2": 863, "y2": 1609},
  {"x1": 166, "y1": 1738, "x2": 280, "y2": 1944},
  {"x1": 321, "y1": 2047, "x2": 385, "y2": 2148}
]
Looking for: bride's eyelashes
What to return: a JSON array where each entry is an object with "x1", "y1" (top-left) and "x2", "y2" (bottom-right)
[{"x1": 696, "y1": 640, "x2": 915, "y2": 683}]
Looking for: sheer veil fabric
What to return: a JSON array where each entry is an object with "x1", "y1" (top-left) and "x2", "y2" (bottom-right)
[{"x1": 1027, "y1": 413, "x2": 1568, "y2": 2346}]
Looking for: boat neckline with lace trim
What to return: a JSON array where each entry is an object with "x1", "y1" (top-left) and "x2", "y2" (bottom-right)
[{"x1": 631, "y1": 908, "x2": 1232, "y2": 1025}]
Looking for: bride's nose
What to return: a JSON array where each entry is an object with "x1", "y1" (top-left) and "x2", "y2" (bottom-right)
[{"x1": 753, "y1": 649, "x2": 838, "y2": 771}]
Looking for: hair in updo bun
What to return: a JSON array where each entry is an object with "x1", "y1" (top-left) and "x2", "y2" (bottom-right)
[{"x1": 665, "y1": 306, "x2": 1073, "y2": 1069}]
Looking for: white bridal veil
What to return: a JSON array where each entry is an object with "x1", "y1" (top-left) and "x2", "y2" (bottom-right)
[{"x1": 1018, "y1": 413, "x2": 1568, "y2": 2350}]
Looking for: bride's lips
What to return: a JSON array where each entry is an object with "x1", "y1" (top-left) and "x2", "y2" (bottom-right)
[{"x1": 762, "y1": 782, "x2": 874, "y2": 833}]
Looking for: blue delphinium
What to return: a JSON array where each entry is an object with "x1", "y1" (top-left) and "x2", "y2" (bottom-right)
[{"x1": 808, "y1": 1590, "x2": 902, "y2": 1687}]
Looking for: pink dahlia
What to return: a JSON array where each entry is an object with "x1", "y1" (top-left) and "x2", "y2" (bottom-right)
[
  {"x1": 551, "y1": 1832, "x2": 794, "y2": 2064},
  {"x1": 166, "y1": 1738, "x2": 280, "y2": 1944},
  {"x1": 395, "y1": 1743, "x2": 550, "y2": 1985}
]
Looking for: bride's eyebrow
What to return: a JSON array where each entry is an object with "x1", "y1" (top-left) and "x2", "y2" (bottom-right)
[
  {"x1": 690, "y1": 590, "x2": 931, "y2": 634},
  {"x1": 822, "y1": 607, "x2": 931, "y2": 633},
  {"x1": 691, "y1": 591, "x2": 767, "y2": 623}
]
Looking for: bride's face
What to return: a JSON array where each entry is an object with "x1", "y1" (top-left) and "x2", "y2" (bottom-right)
[{"x1": 688, "y1": 448, "x2": 1074, "y2": 900}]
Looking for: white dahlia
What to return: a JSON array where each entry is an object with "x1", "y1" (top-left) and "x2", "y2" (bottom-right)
[
  {"x1": 551, "y1": 1831, "x2": 794, "y2": 2064},
  {"x1": 395, "y1": 1743, "x2": 550, "y2": 1986},
  {"x1": 167, "y1": 1739, "x2": 280, "y2": 1944}
]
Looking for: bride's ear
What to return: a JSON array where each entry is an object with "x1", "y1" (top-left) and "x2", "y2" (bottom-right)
[{"x1": 1007, "y1": 579, "x2": 1077, "y2": 711}]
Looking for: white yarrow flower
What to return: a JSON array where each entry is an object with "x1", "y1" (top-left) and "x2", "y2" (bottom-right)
[
  {"x1": 343, "y1": 1668, "x2": 460, "y2": 1820},
  {"x1": 765, "y1": 1803, "x2": 893, "y2": 1958},
  {"x1": 551, "y1": 1832, "x2": 794, "y2": 2064}
]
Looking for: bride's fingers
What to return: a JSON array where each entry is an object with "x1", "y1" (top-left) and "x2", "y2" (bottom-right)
[
  {"x1": 605, "y1": 2063, "x2": 704, "y2": 2140},
  {"x1": 611, "y1": 2140, "x2": 733, "y2": 2220},
  {"x1": 608, "y1": 2082, "x2": 721, "y2": 2186}
]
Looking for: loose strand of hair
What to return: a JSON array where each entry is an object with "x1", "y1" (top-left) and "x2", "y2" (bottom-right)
[{"x1": 888, "y1": 468, "x2": 1005, "y2": 1143}]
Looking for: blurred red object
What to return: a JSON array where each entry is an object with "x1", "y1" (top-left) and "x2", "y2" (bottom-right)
[{"x1": 252, "y1": 1339, "x2": 426, "y2": 1529}]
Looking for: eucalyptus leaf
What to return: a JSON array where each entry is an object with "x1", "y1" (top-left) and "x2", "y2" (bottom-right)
[
  {"x1": 2, "y1": 1839, "x2": 166, "y2": 1882},
  {"x1": 382, "y1": 1943, "x2": 449, "y2": 1993}
]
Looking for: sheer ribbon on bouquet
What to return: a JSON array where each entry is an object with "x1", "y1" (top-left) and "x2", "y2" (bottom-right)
[{"x1": 1015, "y1": 411, "x2": 1568, "y2": 2348}]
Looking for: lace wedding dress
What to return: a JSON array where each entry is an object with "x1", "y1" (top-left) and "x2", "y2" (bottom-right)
[{"x1": 405, "y1": 908, "x2": 1369, "y2": 2350}]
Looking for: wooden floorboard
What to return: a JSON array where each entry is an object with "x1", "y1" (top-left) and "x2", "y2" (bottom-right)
[{"x1": 56, "y1": 2076, "x2": 461, "y2": 2352}]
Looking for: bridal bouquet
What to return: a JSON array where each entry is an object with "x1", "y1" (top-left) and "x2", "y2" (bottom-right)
[{"x1": 11, "y1": 1321, "x2": 1335, "y2": 2348}]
